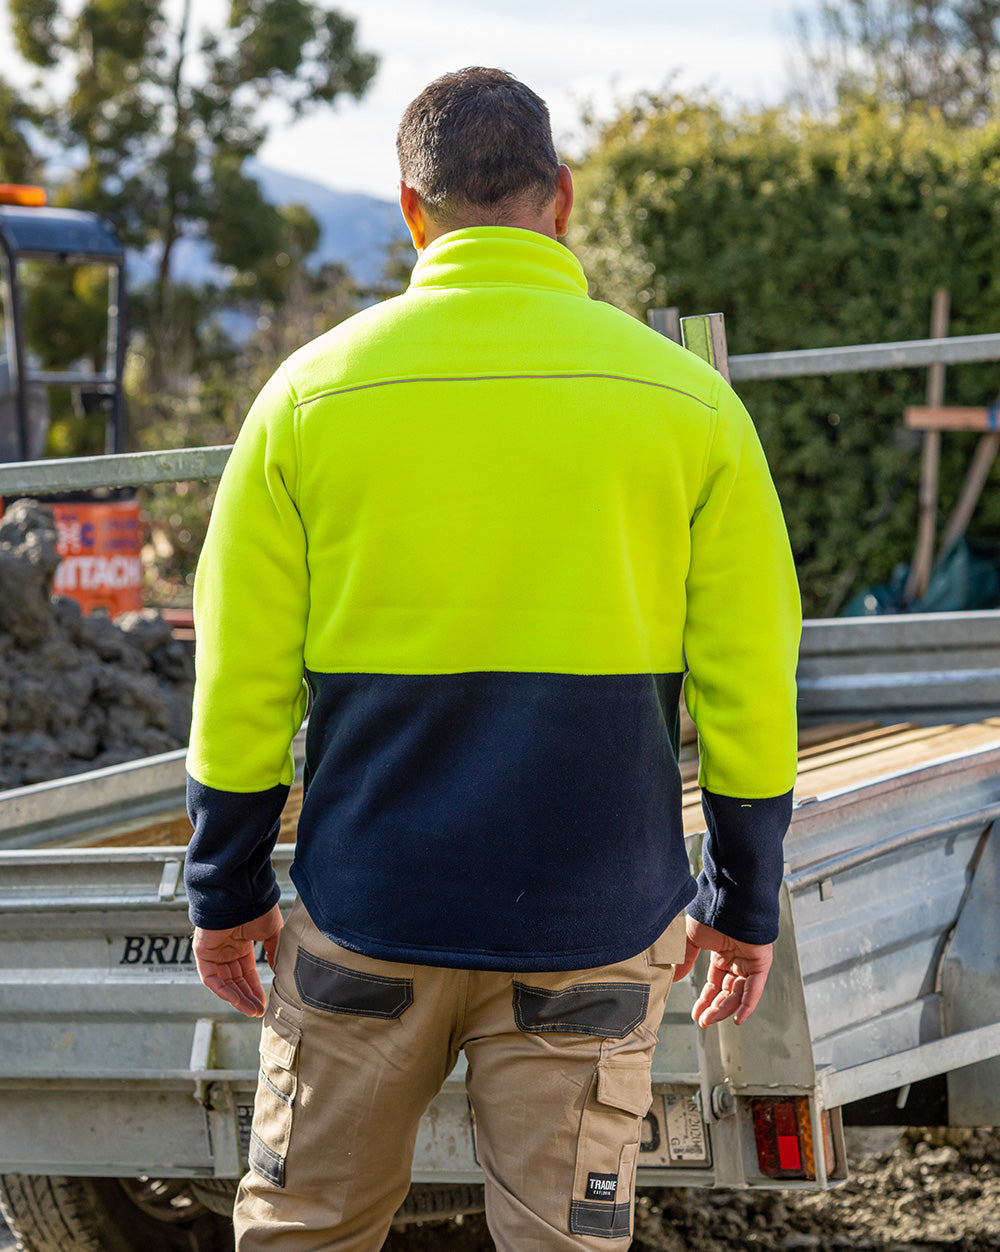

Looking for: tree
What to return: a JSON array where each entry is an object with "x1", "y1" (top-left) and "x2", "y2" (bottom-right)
[
  {"x1": 790, "y1": 0, "x2": 1000, "y2": 122},
  {"x1": 4, "y1": 0, "x2": 377, "y2": 387},
  {"x1": 569, "y1": 92, "x2": 1000, "y2": 615},
  {"x1": 0, "y1": 77, "x2": 42, "y2": 183}
]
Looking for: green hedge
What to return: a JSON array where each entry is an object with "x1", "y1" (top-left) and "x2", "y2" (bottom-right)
[{"x1": 569, "y1": 96, "x2": 1000, "y2": 616}]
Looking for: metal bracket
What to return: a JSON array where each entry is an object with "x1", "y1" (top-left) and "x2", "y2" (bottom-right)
[
  {"x1": 710, "y1": 1082, "x2": 737, "y2": 1120},
  {"x1": 189, "y1": 1017, "x2": 244, "y2": 1177},
  {"x1": 157, "y1": 858, "x2": 182, "y2": 901},
  {"x1": 646, "y1": 306, "x2": 682, "y2": 344},
  {"x1": 190, "y1": 1017, "x2": 216, "y2": 1107},
  {"x1": 204, "y1": 1081, "x2": 242, "y2": 1178}
]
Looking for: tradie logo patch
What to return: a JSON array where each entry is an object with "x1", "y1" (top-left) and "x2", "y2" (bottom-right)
[{"x1": 585, "y1": 1172, "x2": 618, "y2": 1201}]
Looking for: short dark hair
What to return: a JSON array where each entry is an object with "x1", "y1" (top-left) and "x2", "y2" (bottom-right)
[{"x1": 396, "y1": 67, "x2": 560, "y2": 226}]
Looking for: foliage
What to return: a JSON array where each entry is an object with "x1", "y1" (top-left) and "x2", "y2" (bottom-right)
[
  {"x1": 0, "y1": 77, "x2": 41, "y2": 183},
  {"x1": 3, "y1": 0, "x2": 377, "y2": 391},
  {"x1": 569, "y1": 94, "x2": 1000, "y2": 615},
  {"x1": 790, "y1": 0, "x2": 1000, "y2": 123}
]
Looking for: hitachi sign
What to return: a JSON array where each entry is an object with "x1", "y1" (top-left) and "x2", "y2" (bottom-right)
[{"x1": 53, "y1": 553, "x2": 143, "y2": 592}]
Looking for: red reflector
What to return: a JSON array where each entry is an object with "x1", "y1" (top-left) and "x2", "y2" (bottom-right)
[
  {"x1": 777, "y1": 1134, "x2": 802, "y2": 1171},
  {"x1": 774, "y1": 1102, "x2": 802, "y2": 1170}
]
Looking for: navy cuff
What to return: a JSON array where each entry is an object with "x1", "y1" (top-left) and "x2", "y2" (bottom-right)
[
  {"x1": 184, "y1": 774, "x2": 289, "y2": 929},
  {"x1": 686, "y1": 788, "x2": 792, "y2": 945}
]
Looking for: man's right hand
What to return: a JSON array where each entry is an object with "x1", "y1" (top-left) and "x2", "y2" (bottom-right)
[
  {"x1": 673, "y1": 917, "x2": 773, "y2": 1028},
  {"x1": 192, "y1": 903, "x2": 284, "y2": 1018}
]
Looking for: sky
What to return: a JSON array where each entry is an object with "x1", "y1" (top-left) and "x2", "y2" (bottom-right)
[
  {"x1": 258, "y1": 0, "x2": 820, "y2": 198},
  {"x1": 0, "y1": 0, "x2": 822, "y2": 201}
]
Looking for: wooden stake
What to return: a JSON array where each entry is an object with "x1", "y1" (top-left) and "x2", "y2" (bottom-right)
[
  {"x1": 905, "y1": 289, "x2": 950, "y2": 602},
  {"x1": 937, "y1": 431, "x2": 1000, "y2": 560}
]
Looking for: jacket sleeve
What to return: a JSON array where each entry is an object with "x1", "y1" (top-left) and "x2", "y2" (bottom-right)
[
  {"x1": 682, "y1": 379, "x2": 801, "y2": 944},
  {"x1": 184, "y1": 365, "x2": 310, "y2": 929}
]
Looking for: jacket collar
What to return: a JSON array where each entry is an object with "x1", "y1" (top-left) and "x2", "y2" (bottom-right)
[{"x1": 407, "y1": 227, "x2": 589, "y2": 299}]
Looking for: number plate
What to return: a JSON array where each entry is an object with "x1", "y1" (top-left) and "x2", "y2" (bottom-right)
[{"x1": 663, "y1": 1094, "x2": 712, "y2": 1167}]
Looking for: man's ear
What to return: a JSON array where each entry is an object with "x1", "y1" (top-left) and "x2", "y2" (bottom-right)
[
  {"x1": 554, "y1": 164, "x2": 574, "y2": 237},
  {"x1": 398, "y1": 182, "x2": 426, "y2": 251}
]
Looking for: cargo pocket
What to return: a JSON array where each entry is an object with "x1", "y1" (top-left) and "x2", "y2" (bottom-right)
[
  {"x1": 248, "y1": 989, "x2": 301, "y2": 1189},
  {"x1": 568, "y1": 1058, "x2": 652, "y2": 1240}
]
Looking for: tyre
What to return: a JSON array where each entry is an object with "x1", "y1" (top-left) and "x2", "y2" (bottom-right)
[
  {"x1": 0, "y1": 1175, "x2": 234, "y2": 1252},
  {"x1": 186, "y1": 1178, "x2": 238, "y2": 1217},
  {"x1": 392, "y1": 1184, "x2": 485, "y2": 1226},
  {"x1": 188, "y1": 1179, "x2": 486, "y2": 1228}
]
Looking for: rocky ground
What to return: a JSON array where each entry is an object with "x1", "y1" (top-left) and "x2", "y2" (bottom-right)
[
  {"x1": 1, "y1": 1127, "x2": 997, "y2": 1249},
  {"x1": 381, "y1": 1128, "x2": 1000, "y2": 1251},
  {"x1": 0, "y1": 498, "x2": 194, "y2": 790}
]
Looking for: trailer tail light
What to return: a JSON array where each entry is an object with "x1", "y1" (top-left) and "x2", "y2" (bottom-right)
[
  {"x1": 0, "y1": 184, "x2": 48, "y2": 207},
  {"x1": 751, "y1": 1097, "x2": 835, "y2": 1181}
]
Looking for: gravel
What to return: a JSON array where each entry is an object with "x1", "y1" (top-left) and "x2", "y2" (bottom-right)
[{"x1": 385, "y1": 1126, "x2": 1000, "y2": 1250}]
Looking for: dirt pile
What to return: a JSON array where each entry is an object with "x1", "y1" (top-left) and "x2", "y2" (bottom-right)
[{"x1": 0, "y1": 498, "x2": 194, "y2": 790}]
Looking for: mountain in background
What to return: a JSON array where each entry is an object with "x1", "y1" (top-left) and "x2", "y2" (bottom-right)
[
  {"x1": 129, "y1": 162, "x2": 409, "y2": 289},
  {"x1": 248, "y1": 160, "x2": 409, "y2": 284}
]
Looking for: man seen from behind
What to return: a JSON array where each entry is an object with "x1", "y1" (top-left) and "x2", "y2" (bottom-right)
[{"x1": 184, "y1": 66, "x2": 801, "y2": 1251}]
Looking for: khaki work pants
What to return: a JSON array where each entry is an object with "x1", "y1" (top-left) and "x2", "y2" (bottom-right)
[{"x1": 235, "y1": 898, "x2": 685, "y2": 1252}]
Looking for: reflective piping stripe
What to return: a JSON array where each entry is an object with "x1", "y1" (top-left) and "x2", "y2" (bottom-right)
[{"x1": 294, "y1": 371, "x2": 714, "y2": 411}]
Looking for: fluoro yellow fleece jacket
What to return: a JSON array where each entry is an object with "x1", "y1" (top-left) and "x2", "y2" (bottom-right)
[{"x1": 184, "y1": 227, "x2": 801, "y2": 971}]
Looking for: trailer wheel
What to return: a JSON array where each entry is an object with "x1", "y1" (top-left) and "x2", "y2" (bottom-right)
[
  {"x1": 185, "y1": 1179, "x2": 487, "y2": 1227},
  {"x1": 393, "y1": 1183, "x2": 485, "y2": 1226},
  {"x1": 0, "y1": 1174, "x2": 233, "y2": 1252},
  {"x1": 186, "y1": 1178, "x2": 238, "y2": 1217}
]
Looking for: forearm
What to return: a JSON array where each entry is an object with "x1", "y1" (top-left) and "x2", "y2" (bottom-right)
[{"x1": 683, "y1": 385, "x2": 800, "y2": 942}]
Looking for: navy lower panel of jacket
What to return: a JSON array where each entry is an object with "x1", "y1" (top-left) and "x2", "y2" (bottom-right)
[
  {"x1": 287, "y1": 669, "x2": 694, "y2": 971},
  {"x1": 185, "y1": 669, "x2": 791, "y2": 963}
]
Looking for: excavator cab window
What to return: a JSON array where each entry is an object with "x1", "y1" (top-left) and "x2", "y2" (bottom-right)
[{"x1": 0, "y1": 185, "x2": 127, "y2": 463}]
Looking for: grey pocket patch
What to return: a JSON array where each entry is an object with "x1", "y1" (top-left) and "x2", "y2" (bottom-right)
[
  {"x1": 513, "y1": 980, "x2": 649, "y2": 1038},
  {"x1": 294, "y1": 948, "x2": 413, "y2": 1019},
  {"x1": 249, "y1": 1130, "x2": 285, "y2": 1188},
  {"x1": 569, "y1": 1198, "x2": 632, "y2": 1238}
]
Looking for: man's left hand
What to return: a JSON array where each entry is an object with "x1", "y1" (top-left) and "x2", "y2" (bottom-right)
[{"x1": 193, "y1": 903, "x2": 284, "y2": 1017}]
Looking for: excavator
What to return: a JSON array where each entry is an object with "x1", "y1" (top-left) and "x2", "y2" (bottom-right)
[{"x1": 0, "y1": 182, "x2": 140, "y2": 615}]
